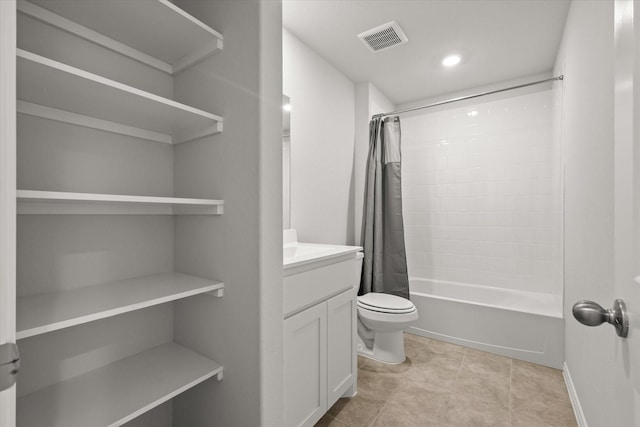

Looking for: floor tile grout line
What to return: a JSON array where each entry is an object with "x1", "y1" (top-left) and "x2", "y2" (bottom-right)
[
  {"x1": 332, "y1": 412, "x2": 351, "y2": 427},
  {"x1": 368, "y1": 397, "x2": 392, "y2": 427},
  {"x1": 339, "y1": 344, "x2": 409, "y2": 427},
  {"x1": 364, "y1": 333, "x2": 421, "y2": 426},
  {"x1": 332, "y1": 409, "x2": 354, "y2": 427},
  {"x1": 452, "y1": 346, "x2": 468, "y2": 396},
  {"x1": 508, "y1": 357, "x2": 513, "y2": 425}
]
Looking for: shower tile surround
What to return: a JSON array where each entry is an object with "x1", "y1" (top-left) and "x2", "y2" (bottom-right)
[
  {"x1": 317, "y1": 333, "x2": 577, "y2": 427},
  {"x1": 401, "y1": 89, "x2": 562, "y2": 296}
]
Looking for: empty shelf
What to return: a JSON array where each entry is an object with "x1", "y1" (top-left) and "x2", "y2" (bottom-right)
[
  {"x1": 17, "y1": 342, "x2": 223, "y2": 427},
  {"x1": 19, "y1": 0, "x2": 223, "y2": 74},
  {"x1": 17, "y1": 49, "x2": 223, "y2": 144},
  {"x1": 17, "y1": 272, "x2": 224, "y2": 339},
  {"x1": 17, "y1": 190, "x2": 224, "y2": 215}
]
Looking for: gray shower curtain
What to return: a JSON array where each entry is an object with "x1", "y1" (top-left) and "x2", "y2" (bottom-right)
[{"x1": 359, "y1": 116, "x2": 410, "y2": 300}]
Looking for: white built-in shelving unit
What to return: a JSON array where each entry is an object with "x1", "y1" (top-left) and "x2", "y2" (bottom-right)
[
  {"x1": 17, "y1": 343, "x2": 224, "y2": 427},
  {"x1": 15, "y1": 0, "x2": 227, "y2": 425},
  {"x1": 17, "y1": 272, "x2": 224, "y2": 339}
]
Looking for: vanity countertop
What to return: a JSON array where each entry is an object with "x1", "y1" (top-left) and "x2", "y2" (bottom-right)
[
  {"x1": 284, "y1": 242, "x2": 362, "y2": 270},
  {"x1": 283, "y1": 229, "x2": 362, "y2": 273}
]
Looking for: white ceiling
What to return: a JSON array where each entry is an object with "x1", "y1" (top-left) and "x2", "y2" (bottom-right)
[{"x1": 283, "y1": 0, "x2": 571, "y2": 105}]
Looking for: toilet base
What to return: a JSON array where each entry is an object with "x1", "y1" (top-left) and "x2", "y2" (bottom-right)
[{"x1": 357, "y1": 330, "x2": 406, "y2": 364}]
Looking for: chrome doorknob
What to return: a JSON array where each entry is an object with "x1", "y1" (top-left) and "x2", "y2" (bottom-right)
[{"x1": 572, "y1": 299, "x2": 629, "y2": 338}]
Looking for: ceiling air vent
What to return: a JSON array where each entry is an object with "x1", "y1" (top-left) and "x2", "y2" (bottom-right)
[{"x1": 357, "y1": 21, "x2": 408, "y2": 53}]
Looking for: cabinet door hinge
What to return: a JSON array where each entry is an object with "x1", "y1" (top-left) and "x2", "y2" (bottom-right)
[{"x1": 0, "y1": 343, "x2": 20, "y2": 391}]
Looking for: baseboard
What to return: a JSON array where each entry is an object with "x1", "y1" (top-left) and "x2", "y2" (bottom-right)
[{"x1": 563, "y1": 362, "x2": 588, "y2": 427}]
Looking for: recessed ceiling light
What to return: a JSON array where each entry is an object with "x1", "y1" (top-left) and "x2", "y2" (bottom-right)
[
  {"x1": 283, "y1": 103, "x2": 291, "y2": 112},
  {"x1": 442, "y1": 54, "x2": 461, "y2": 67}
]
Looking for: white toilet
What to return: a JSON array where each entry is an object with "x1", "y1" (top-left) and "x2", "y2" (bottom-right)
[{"x1": 356, "y1": 292, "x2": 418, "y2": 364}]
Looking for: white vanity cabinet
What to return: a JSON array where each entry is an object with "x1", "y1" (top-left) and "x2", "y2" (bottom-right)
[
  {"x1": 284, "y1": 288, "x2": 357, "y2": 427},
  {"x1": 283, "y1": 235, "x2": 362, "y2": 427}
]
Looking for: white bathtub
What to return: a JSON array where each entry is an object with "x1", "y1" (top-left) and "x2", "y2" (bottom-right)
[{"x1": 407, "y1": 278, "x2": 564, "y2": 368}]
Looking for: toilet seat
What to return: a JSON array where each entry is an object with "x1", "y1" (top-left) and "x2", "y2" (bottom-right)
[{"x1": 357, "y1": 293, "x2": 416, "y2": 314}]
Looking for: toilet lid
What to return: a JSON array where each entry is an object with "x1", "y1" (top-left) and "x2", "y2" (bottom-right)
[{"x1": 357, "y1": 293, "x2": 416, "y2": 313}]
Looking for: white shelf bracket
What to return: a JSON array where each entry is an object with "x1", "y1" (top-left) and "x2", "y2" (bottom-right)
[
  {"x1": 206, "y1": 288, "x2": 224, "y2": 298},
  {"x1": 215, "y1": 370, "x2": 223, "y2": 381}
]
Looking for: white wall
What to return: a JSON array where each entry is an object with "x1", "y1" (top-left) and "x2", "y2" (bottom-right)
[
  {"x1": 354, "y1": 82, "x2": 395, "y2": 245},
  {"x1": 399, "y1": 88, "x2": 563, "y2": 296},
  {"x1": 555, "y1": 1, "x2": 616, "y2": 426},
  {"x1": 283, "y1": 29, "x2": 355, "y2": 245}
]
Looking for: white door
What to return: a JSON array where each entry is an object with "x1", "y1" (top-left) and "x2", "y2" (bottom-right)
[
  {"x1": 611, "y1": 0, "x2": 640, "y2": 424},
  {"x1": 567, "y1": 1, "x2": 640, "y2": 425},
  {"x1": 0, "y1": 1, "x2": 17, "y2": 426}
]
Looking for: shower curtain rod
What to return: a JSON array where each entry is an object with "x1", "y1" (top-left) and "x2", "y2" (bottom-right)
[{"x1": 372, "y1": 75, "x2": 564, "y2": 120}]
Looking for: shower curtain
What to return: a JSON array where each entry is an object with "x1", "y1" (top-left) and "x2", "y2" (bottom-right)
[{"x1": 359, "y1": 116, "x2": 410, "y2": 299}]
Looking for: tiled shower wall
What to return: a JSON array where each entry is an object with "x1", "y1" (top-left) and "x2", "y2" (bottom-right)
[{"x1": 401, "y1": 88, "x2": 562, "y2": 296}]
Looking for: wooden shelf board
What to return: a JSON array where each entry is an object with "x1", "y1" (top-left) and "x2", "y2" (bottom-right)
[
  {"x1": 17, "y1": 190, "x2": 224, "y2": 215},
  {"x1": 20, "y1": 0, "x2": 223, "y2": 74},
  {"x1": 17, "y1": 342, "x2": 223, "y2": 427},
  {"x1": 17, "y1": 49, "x2": 222, "y2": 141},
  {"x1": 17, "y1": 272, "x2": 224, "y2": 339}
]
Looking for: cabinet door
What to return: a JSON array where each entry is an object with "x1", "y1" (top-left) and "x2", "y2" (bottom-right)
[
  {"x1": 284, "y1": 303, "x2": 327, "y2": 427},
  {"x1": 327, "y1": 288, "x2": 356, "y2": 407}
]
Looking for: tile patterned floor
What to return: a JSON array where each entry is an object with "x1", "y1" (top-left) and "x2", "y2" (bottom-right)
[{"x1": 316, "y1": 333, "x2": 577, "y2": 427}]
